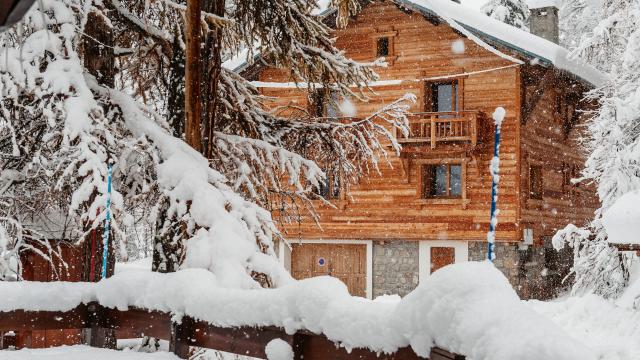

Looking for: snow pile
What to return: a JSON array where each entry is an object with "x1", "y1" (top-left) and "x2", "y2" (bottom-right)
[
  {"x1": 529, "y1": 295, "x2": 640, "y2": 360},
  {"x1": 395, "y1": 262, "x2": 594, "y2": 360},
  {"x1": 527, "y1": 0, "x2": 561, "y2": 9},
  {"x1": 0, "y1": 345, "x2": 180, "y2": 360},
  {"x1": 115, "y1": 258, "x2": 153, "y2": 273},
  {"x1": 264, "y1": 339, "x2": 294, "y2": 360},
  {"x1": 602, "y1": 190, "x2": 640, "y2": 244},
  {"x1": 0, "y1": 262, "x2": 595, "y2": 359}
]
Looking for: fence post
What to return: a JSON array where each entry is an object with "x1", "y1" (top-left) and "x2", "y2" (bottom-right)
[
  {"x1": 83, "y1": 302, "x2": 116, "y2": 349},
  {"x1": 170, "y1": 316, "x2": 192, "y2": 359}
]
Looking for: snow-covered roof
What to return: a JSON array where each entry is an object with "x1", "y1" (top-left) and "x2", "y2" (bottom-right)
[
  {"x1": 527, "y1": 0, "x2": 562, "y2": 9},
  {"x1": 224, "y1": 0, "x2": 606, "y2": 87},
  {"x1": 397, "y1": 0, "x2": 606, "y2": 86}
]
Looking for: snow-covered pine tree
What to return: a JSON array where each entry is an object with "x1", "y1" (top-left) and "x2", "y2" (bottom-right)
[
  {"x1": 481, "y1": 0, "x2": 530, "y2": 29},
  {"x1": 0, "y1": 0, "x2": 414, "y2": 286},
  {"x1": 553, "y1": 0, "x2": 640, "y2": 298}
]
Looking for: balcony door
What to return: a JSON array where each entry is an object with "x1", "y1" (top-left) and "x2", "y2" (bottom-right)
[{"x1": 424, "y1": 80, "x2": 461, "y2": 114}]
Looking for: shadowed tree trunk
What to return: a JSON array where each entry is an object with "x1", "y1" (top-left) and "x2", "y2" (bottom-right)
[
  {"x1": 184, "y1": 0, "x2": 203, "y2": 152},
  {"x1": 202, "y1": 0, "x2": 224, "y2": 159}
]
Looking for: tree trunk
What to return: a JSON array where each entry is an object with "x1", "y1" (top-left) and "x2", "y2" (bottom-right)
[
  {"x1": 184, "y1": 0, "x2": 203, "y2": 152},
  {"x1": 82, "y1": 7, "x2": 116, "y2": 282},
  {"x1": 202, "y1": 0, "x2": 224, "y2": 159}
]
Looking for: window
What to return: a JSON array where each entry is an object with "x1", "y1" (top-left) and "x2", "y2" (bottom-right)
[
  {"x1": 422, "y1": 164, "x2": 462, "y2": 198},
  {"x1": 424, "y1": 81, "x2": 460, "y2": 113},
  {"x1": 309, "y1": 90, "x2": 341, "y2": 118},
  {"x1": 316, "y1": 167, "x2": 341, "y2": 199},
  {"x1": 529, "y1": 165, "x2": 543, "y2": 200},
  {"x1": 309, "y1": 90, "x2": 325, "y2": 118},
  {"x1": 376, "y1": 37, "x2": 389, "y2": 57},
  {"x1": 562, "y1": 163, "x2": 579, "y2": 194}
]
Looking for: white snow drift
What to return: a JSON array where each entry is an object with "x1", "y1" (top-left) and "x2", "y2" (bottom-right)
[{"x1": 0, "y1": 261, "x2": 594, "y2": 360}]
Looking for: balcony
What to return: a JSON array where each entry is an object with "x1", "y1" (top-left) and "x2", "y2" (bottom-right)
[{"x1": 393, "y1": 111, "x2": 481, "y2": 149}]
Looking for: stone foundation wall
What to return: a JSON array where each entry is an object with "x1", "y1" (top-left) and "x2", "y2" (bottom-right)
[
  {"x1": 370, "y1": 240, "x2": 562, "y2": 300},
  {"x1": 372, "y1": 241, "x2": 419, "y2": 297},
  {"x1": 468, "y1": 241, "x2": 550, "y2": 299}
]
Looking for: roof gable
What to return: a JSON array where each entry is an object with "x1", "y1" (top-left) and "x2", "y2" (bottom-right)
[{"x1": 225, "y1": 0, "x2": 606, "y2": 87}]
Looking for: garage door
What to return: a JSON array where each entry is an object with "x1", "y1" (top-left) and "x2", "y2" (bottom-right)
[{"x1": 291, "y1": 243, "x2": 366, "y2": 297}]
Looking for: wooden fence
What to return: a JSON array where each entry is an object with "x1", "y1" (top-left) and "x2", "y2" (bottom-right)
[{"x1": 0, "y1": 302, "x2": 465, "y2": 360}]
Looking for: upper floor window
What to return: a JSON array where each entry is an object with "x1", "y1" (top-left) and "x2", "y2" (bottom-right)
[
  {"x1": 422, "y1": 163, "x2": 462, "y2": 198},
  {"x1": 529, "y1": 165, "x2": 543, "y2": 200},
  {"x1": 371, "y1": 28, "x2": 397, "y2": 62},
  {"x1": 424, "y1": 81, "x2": 460, "y2": 113},
  {"x1": 376, "y1": 37, "x2": 390, "y2": 57},
  {"x1": 562, "y1": 162, "x2": 579, "y2": 194},
  {"x1": 316, "y1": 166, "x2": 341, "y2": 199},
  {"x1": 309, "y1": 90, "x2": 341, "y2": 118}
]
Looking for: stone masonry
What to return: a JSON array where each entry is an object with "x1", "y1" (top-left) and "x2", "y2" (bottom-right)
[
  {"x1": 372, "y1": 241, "x2": 419, "y2": 297},
  {"x1": 370, "y1": 240, "x2": 560, "y2": 300},
  {"x1": 468, "y1": 241, "x2": 549, "y2": 299}
]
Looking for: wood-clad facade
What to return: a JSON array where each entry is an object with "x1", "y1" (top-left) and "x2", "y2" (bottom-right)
[{"x1": 251, "y1": 1, "x2": 598, "y2": 299}]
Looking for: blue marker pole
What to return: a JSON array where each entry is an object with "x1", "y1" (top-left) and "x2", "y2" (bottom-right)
[
  {"x1": 487, "y1": 120, "x2": 502, "y2": 262},
  {"x1": 101, "y1": 163, "x2": 113, "y2": 280}
]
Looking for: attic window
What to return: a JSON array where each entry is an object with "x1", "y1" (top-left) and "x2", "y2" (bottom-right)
[
  {"x1": 376, "y1": 37, "x2": 389, "y2": 57},
  {"x1": 371, "y1": 28, "x2": 397, "y2": 62}
]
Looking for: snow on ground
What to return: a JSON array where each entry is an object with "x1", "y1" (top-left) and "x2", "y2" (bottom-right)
[
  {"x1": 0, "y1": 261, "x2": 592, "y2": 360},
  {"x1": 0, "y1": 345, "x2": 180, "y2": 360},
  {"x1": 115, "y1": 258, "x2": 153, "y2": 273},
  {"x1": 528, "y1": 295, "x2": 640, "y2": 360}
]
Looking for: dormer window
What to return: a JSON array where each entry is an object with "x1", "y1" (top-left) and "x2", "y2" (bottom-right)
[{"x1": 376, "y1": 37, "x2": 389, "y2": 57}]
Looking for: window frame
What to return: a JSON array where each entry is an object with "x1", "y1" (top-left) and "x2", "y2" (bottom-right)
[
  {"x1": 308, "y1": 89, "x2": 342, "y2": 118},
  {"x1": 423, "y1": 78, "x2": 464, "y2": 113},
  {"x1": 371, "y1": 28, "x2": 397, "y2": 63},
  {"x1": 316, "y1": 166, "x2": 344, "y2": 200},
  {"x1": 421, "y1": 163, "x2": 462, "y2": 199},
  {"x1": 376, "y1": 37, "x2": 390, "y2": 57},
  {"x1": 415, "y1": 158, "x2": 468, "y2": 207}
]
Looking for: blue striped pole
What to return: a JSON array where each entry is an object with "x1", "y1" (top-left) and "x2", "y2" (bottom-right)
[
  {"x1": 487, "y1": 119, "x2": 502, "y2": 262},
  {"x1": 101, "y1": 163, "x2": 113, "y2": 279}
]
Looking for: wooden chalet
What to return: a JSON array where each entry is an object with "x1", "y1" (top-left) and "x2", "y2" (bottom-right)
[{"x1": 233, "y1": 0, "x2": 603, "y2": 300}]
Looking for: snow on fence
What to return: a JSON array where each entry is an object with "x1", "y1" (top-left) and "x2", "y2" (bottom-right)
[
  {"x1": 0, "y1": 262, "x2": 595, "y2": 360},
  {"x1": 0, "y1": 303, "x2": 462, "y2": 360}
]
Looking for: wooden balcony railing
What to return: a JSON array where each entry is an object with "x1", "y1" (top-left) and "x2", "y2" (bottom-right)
[{"x1": 394, "y1": 111, "x2": 480, "y2": 149}]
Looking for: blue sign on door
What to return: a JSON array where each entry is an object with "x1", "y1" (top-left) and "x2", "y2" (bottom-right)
[{"x1": 318, "y1": 257, "x2": 326, "y2": 266}]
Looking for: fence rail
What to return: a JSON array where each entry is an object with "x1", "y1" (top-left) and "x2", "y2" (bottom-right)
[{"x1": 0, "y1": 303, "x2": 465, "y2": 360}]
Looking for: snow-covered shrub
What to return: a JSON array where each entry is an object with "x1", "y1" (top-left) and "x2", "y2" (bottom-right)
[{"x1": 553, "y1": 224, "x2": 631, "y2": 298}]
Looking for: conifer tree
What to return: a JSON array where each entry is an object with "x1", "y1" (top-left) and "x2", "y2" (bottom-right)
[
  {"x1": 0, "y1": 0, "x2": 413, "y2": 285},
  {"x1": 554, "y1": 0, "x2": 640, "y2": 298},
  {"x1": 481, "y1": 0, "x2": 530, "y2": 29}
]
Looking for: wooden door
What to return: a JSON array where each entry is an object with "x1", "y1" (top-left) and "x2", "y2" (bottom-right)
[
  {"x1": 430, "y1": 247, "x2": 455, "y2": 274},
  {"x1": 291, "y1": 243, "x2": 366, "y2": 297}
]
